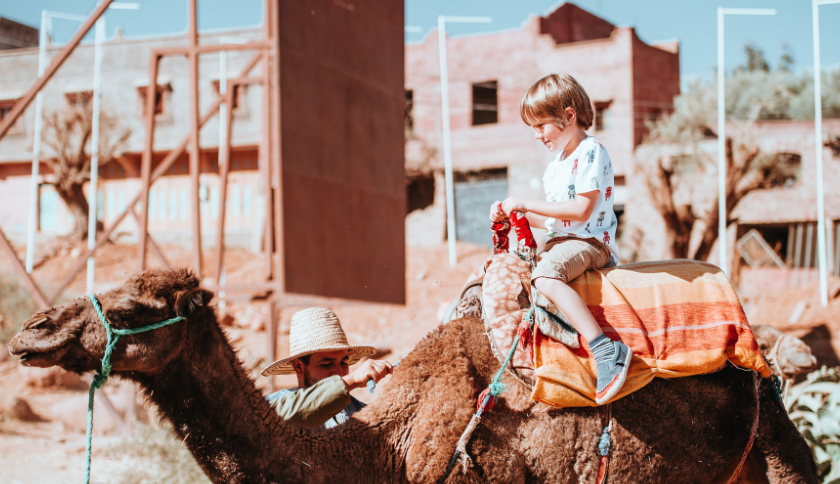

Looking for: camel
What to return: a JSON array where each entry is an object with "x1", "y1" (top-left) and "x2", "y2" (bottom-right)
[
  {"x1": 752, "y1": 325, "x2": 818, "y2": 380},
  {"x1": 9, "y1": 268, "x2": 817, "y2": 483}
]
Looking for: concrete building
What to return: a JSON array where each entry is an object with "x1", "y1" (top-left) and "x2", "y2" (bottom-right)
[
  {"x1": 1, "y1": 1, "x2": 836, "y2": 294},
  {"x1": 404, "y1": 2, "x2": 680, "y2": 248},
  {"x1": 0, "y1": 27, "x2": 267, "y2": 248},
  {"x1": 0, "y1": 0, "x2": 407, "y2": 304},
  {"x1": 402, "y1": 2, "x2": 840, "y2": 292}
]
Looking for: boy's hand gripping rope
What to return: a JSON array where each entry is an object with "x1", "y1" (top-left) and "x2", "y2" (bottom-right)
[
  {"x1": 83, "y1": 294, "x2": 185, "y2": 484},
  {"x1": 492, "y1": 211, "x2": 537, "y2": 268}
]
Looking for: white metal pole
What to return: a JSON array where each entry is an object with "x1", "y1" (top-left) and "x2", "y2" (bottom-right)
[
  {"x1": 717, "y1": 7, "x2": 727, "y2": 275},
  {"x1": 436, "y1": 16, "x2": 491, "y2": 266},
  {"x1": 715, "y1": 8, "x2": 775, "y2": 276},
  {"x1": 25, "y1": 11, "x2": 50, "y2": 273},
  {"x1": 812, "y1": 0, "x2": 840, "y2": 307},
  {"x1": 86, "y1": 17, "x2": 105, "y2": 294},
  {"x1": 438, "y1": 16, "x2": 457, "y2": 267}
]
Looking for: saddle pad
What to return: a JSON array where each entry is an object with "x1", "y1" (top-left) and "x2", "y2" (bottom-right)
[
  {"x1": 481, "y1": 253, "x2": 535, "y2": 385},
  {"x1": 532, "y1": 259, "x2": 772, "y2": 408}
]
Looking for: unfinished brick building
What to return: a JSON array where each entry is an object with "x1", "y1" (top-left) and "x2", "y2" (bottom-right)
[{"x1": 404, "y1": 3, "x2": 680, "y2": 248}]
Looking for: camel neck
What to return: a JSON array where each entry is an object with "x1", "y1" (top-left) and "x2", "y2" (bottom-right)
[
  {"x1": 131, "y1": 308, "x2": 282, "y2": 481},
  {"x1": 127, "y1": 307, "x2": 388, "y2": 483}
]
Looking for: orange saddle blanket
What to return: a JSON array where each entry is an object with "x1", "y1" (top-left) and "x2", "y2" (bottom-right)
[{"x1": 532, "y1": 259, "x2": 772, "y2": 408}]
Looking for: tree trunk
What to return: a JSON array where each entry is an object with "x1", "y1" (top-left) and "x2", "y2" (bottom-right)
[
  {"x1": 54, "y1": 182, "x2": 101, "y2": 241},
  {"x1": 691, "y1": 138, "x2": 760, "y2": 265},
  {"x1": 644, "y1": 156, "x2": 696, "y2": 259}
]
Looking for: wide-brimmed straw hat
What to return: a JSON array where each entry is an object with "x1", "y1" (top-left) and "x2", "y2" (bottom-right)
[{"x1": 260, "y1": 307, "x2": 376, "y2": 376}]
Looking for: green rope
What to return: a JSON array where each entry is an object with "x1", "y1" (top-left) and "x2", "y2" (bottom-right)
[
  {"x1": 84, "y1": 294, "x2": 184, "y2": 484},
  {"x1": 439, "y1": 308, "x2": 534, "y2": 483}
]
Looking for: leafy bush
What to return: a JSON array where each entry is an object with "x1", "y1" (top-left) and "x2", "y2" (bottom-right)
[
  {"x1": 787, "y1": 366, "x2": 840, "y2": 483},
  {"x1": 94, "y1": 423, "x2": 209, "y2": 484}
]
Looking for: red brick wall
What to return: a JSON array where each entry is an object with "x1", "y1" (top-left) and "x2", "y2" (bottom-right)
[
  {"x1": 539, "y1": 3, "x2": 615, "y2": 45},
  {"x1": 631, "y1": 34, "x2": 681, "y2": 146}
]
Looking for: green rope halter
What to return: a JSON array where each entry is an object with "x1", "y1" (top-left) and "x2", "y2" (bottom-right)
[{"x1": 84, "y1": 294, "x2": 185, "y2": 484}]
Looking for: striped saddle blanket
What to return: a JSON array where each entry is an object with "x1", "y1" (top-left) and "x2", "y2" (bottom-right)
[{"x1": 531, "y1": 259, "x2": 771, "y2": 408}]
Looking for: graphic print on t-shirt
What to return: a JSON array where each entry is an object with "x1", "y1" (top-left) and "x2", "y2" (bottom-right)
[{"x1": 541, "y1": 136, "x2": 619, "y2": 264}]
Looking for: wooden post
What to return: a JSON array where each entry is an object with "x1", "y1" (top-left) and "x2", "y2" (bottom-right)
[
  {"x1": 260, "y1": 46, "x2": 274, "y2": 278},
  {"x1": 805, "y1": 223, "x2": 814, "y2": 286},
  {"x1": 270, "y1": 0, "x2": 284, "y2": 295},
  {"x1": 214, "y1": 90, "x2": 235, "y2": 284},
  {"x1": 267, "y1": 297, "x2": 278, "y2": 393},
  {"x1": 187, "y1": 0, "x2": 203, "y2": 275},
  {"x1": 834, "y1": 222, "x2": 840, "y2": 278},
  {"x1": 138, "y1": 54, "x2": 160, "y2": 272},
  {"x1": 0, "y1": 226, "x2": 48, "y2": 309},
  {"x1": 793, "y1": 223, "x2": 804, "y2": 287}
]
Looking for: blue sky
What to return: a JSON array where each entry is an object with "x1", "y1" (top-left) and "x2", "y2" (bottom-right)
[{"x1": 1, "y1": 0, "x2": 839, "y2": 81}]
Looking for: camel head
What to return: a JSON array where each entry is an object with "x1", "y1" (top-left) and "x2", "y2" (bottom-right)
[
  {"x1": 9, "y1": 268, "x2": 213, "y2": 376},
  {"x1": 753, "y1": 324, "x2": 818, "y2": 378}
]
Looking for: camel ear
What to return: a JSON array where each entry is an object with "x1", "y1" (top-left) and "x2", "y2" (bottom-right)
[{"x1": 175, "y1": 288, "x2": 214, "y2": 318}]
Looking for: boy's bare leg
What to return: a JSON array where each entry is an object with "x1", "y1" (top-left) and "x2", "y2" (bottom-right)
[
  {"x1": 534, "y1": 278, "x2": 602, "y2": 340},
  {"x1": 534, "y1": 276, "x2": 632, "y2": 404}
]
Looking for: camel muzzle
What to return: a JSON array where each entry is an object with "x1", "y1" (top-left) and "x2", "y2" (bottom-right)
[{"x1": 8, "y1": 332, "x2": 72, "y2": 367}]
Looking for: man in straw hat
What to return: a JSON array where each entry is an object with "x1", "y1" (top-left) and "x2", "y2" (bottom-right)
[{"x1": 261, "y1": 307, "x2": 393, "y2": 428}]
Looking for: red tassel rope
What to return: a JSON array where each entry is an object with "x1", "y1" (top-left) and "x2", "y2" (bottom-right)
[
  {"x1": 476, "y1": 387, "x2": 497, "y2": 413},
  {"x1": 596, "y1": 455, "x2": 609, "y2": 484},
  {"x1": 509, "y1": 211, "x2": 536, "y2": 251},
  {"x1": 491, "y1": 218, "x2": 511, "y2": 254},
  {"x1": 518, "y1": 317, "x2": 534, "y2": 362}
]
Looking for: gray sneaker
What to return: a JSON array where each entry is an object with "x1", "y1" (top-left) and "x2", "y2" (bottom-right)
[{"x1": 595, "y1": 341, "x2": 632, "y2": 405}]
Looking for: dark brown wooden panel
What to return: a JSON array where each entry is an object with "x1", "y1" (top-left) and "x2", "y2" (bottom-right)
[{"x1": 278, "y1": 0, "x2": 406, "y2": 304}]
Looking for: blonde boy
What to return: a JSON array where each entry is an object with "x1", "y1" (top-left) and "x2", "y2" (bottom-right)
[{"x1": 489, "y1": 73, "x2": 630, "y2": 404}]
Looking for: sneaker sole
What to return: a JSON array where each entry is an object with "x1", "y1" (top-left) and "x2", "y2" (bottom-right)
[{"x1": 595, "y1": 345, "x2": 633, "y2": 405}]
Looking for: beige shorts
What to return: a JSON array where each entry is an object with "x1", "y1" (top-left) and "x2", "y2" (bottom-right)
[{"x1": 531, "y1": 237, "x2": 611, "y2": 284}]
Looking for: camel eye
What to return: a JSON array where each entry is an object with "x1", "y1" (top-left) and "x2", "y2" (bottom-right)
[{"x1": 28, "y1": 317, "x2": 48, "y2": 330}]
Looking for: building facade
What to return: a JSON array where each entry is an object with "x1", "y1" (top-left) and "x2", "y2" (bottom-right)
[
  {"x1": 404, "y1": 3, "x2": 680, "y2": 249},
  {"x1": 2, "y1": 3, "x2": 837, "y2": 291},
  {"x1": 0, "y1": 26, "x2": 266, "y2": 248}
]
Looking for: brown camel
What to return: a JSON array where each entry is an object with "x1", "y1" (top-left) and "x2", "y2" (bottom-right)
[
  {"x1": 9, "y1": 268, "x2": 817, "y2": 483},
  {"x1": 752, "y1": 325, "x2": 818, "y2": 380}
]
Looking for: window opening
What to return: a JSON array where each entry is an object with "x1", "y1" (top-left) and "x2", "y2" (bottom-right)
[
  {"x1": 594, "y1": 101, "x2": 612, "y2": 131},
  {"x1": 472, "y1": 81, "x2": 498, "y2": 126},
  {"x1": 137, "y1": 83, "x2": 171, "y2": 117}
]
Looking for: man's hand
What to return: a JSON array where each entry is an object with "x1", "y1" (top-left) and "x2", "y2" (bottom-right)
[
  {"x1": 501, "y1": 196, "x2": 528, "y2": 216},
  {"x1": 341, "y1": 359, "x2": 393, "y2": 391},
  {"x1": 489, "y1": 201, "x2": 506, "y2": 222}
]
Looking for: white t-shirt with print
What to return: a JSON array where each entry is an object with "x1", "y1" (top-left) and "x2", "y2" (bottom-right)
[{"x1": 542, "y1": 136, "x2": 619, "y2": 265}]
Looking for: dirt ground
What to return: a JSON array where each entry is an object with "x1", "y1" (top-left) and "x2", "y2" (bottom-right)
[{"x1": 1, "y1": 240, "x2": 839, "y2": 483}]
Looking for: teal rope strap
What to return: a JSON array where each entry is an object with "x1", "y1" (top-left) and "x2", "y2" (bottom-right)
[
  {"x1": 479, "y1": 305, "x2": 534, "y2": 414},
  {"x1": 84, "y1": 294, "x2": 184, "y2": 484},
  {"x1": 439, "y1": 310, "x2": 532, "y2": 484}
]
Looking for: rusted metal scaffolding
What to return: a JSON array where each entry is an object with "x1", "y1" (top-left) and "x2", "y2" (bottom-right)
[
  {"x1": 0, "y1": 0, "x2": 284, "y2": 363},
  {"x1": 0, "y1": 0, "x2": 275, "y2": 304},
  {"x1": 0, "y1": 0, "x2": 407, "y2": 388}
]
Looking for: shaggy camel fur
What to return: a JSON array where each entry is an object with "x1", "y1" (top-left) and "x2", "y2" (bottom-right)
[{"x1": 10, "y1": 268, "x2": 817, "y2": 483}]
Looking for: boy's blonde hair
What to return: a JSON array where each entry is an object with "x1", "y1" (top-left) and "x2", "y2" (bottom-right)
[{"x1": 520, "y1": 74, "x2": 593, "y2": 130}]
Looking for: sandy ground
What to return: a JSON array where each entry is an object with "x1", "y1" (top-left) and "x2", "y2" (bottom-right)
[{"x1": 1, "y1": 239, "x2": 839, "y2": 483}]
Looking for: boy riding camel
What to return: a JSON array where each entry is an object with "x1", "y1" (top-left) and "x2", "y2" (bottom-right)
[{"x1": 489, "y1": 74, "x2": 630, "y2": 404}]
